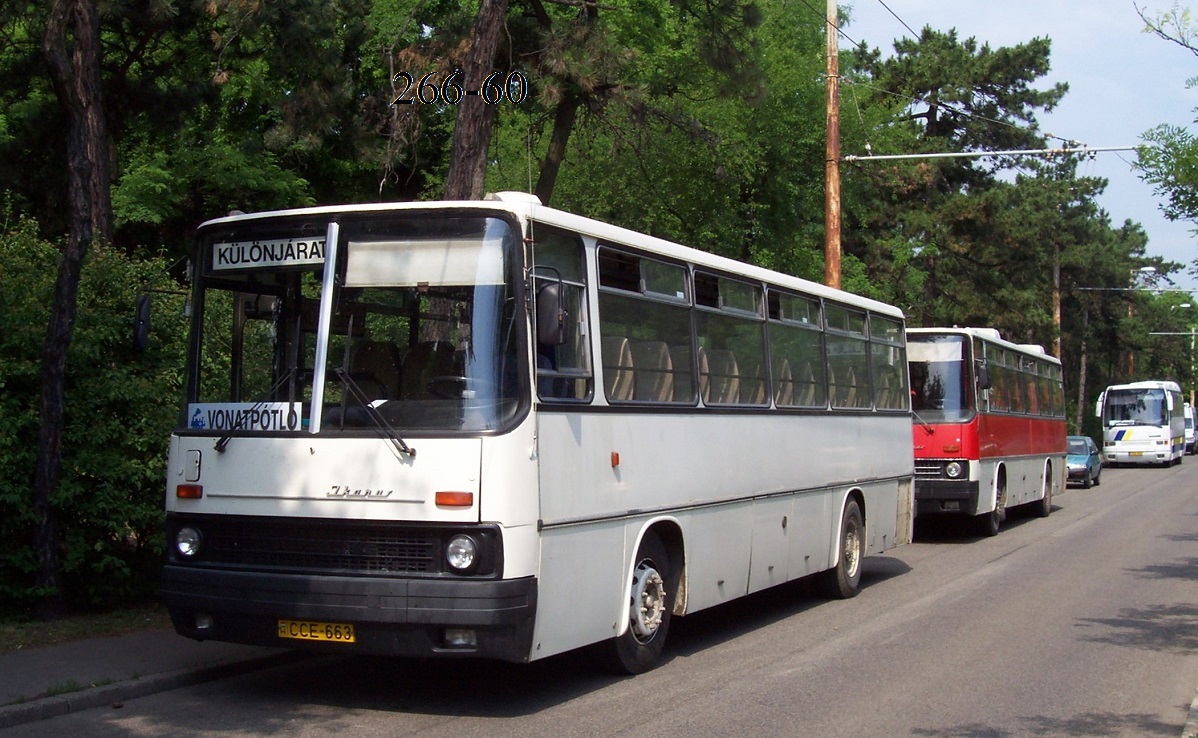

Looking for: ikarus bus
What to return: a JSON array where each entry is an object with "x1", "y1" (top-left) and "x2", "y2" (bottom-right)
[
  {"x1": 1097, "y1": 380, "x2": 1186, "y2": 466},
  {"x1": 161, "y1": 193, "x2": 915, "y2": 673}
]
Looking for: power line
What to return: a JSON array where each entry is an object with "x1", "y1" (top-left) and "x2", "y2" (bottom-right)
[
  {"x1": 843, "y1": 144, "x2": 1140, "y2": 163},
  {"x1": 873, "y1": 0, "x2": 920, "y2": 40}
]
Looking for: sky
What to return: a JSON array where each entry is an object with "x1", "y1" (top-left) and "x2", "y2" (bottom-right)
[{"x1": 841, "y1": 0, "x2": 1198, "y2": 292}]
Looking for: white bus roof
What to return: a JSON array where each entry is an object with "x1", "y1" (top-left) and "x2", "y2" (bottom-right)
[
  {"x1": 907, "y1": 327, "x2": 1060, "y2": 365},
  {"x1": 1102, "y1": 380, "x2": 1182, "y2": 392},
  {"x1": 198, "y1": 192, "x2": 904, "y2": 320}
]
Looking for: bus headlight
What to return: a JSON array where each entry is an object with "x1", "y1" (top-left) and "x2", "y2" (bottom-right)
[
  {"x1": 945, "y1": 461, "x2": 965, "y2": 479},
  {"x1": 175, "y1": 527, "x2": 203, "y2": 558},
  {"x1": 446, "y1": 534, "x2": 479, "y2": 573}
]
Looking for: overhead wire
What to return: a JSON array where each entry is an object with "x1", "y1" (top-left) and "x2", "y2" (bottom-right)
[{"x1": 790, "y1": 0, "x2": 1094, "y2": 158}]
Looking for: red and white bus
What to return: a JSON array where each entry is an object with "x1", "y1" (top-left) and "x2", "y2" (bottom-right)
[{"x1": 907, "y1": 328, "x2": 1066, "y2": 536}]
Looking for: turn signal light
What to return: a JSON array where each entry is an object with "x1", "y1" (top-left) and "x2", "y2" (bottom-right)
[
  {"x1": 942, "y1": 444, "x2": 961, "y2": 453},
  {"x1": 435, "y1": 491, "x2": 474, "y2": 507},
  {"x1": 176, "y1": 484, "x2": 203, "y2": 499}
]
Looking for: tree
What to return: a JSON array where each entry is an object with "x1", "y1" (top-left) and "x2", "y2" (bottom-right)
[
  {"x1": 843, "y1": 28, "x2": 1071, "y2": 333},
  {"x1": 443, "y1": 0, "x2": 509, "y2": 200},
  {"x1": 33, "y1": 0, "x2": 112, "y2": 619},
  {"x1": 1136, "y1": 2, "x2": 1198, "y2": 55}
]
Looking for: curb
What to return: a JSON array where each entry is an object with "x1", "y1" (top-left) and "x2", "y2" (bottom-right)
[
  {"x1": 1183, "y1": 684, "x2": 1198, "y2": 738},
  {"x1": 0, "y1": 651, "x2": 307, "y2": 730}
]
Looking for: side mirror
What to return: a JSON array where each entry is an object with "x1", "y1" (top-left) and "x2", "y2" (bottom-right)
[
  {"x1": 536, "y1": 282, "x2": 567, "y2": 346},
  {"x1": 1095, "y1": 391, "x2": 1105, "y2": 419},
  {"x1": 133, "y1": 293, "x2": 151, "y2": 352},
  {"x1": 975, "y1": 361, "x2": 991, "y2": 391}
]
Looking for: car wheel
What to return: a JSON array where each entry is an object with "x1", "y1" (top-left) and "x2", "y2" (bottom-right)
[{"x1": 1082, "y1": 471, "x2": 1092, "y2": 489}]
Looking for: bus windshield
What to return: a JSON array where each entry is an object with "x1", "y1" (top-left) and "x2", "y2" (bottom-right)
[
  {"x1": 907, "y1": 334, "x2": 973, "y2": 422},
  {"x1": 185, "y1": 214, "x2": 523, "y2": 435},
  {"x1": 1103, "y1": 388, "x2": 1167, "y2": 427}
]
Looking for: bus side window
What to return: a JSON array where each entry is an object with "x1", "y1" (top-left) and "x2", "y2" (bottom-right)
[{"x1": 532, "y1": 225, "x2": 592, "y2": 402}]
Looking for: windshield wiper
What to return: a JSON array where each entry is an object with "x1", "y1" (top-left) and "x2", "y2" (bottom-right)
[
  {"x1": 214, "y1": 368, "x2": 298, "y2": 453},
  {"x1": 912, "y1": 410, "x2": 936, "y2": 435},
  {"x1": 333, "y1": 367, "x2": 416, "y2": 457}
]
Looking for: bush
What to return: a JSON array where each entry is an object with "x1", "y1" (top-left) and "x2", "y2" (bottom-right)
[{"x1": 0, "y1": 211, "x2": 189, "y2": 613}]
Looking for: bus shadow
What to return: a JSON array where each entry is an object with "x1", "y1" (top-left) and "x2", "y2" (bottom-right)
[
  {"x1": 912, "y1": 507, "x2": 1052, "y2": 543},
  {"x1": 219, "y1": 560, "x2": 913, "y2": 722},
  {"x1": 667, "y1": 556, "x2": 909, "y2": 658}
]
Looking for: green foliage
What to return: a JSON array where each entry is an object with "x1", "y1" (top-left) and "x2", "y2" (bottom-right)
[
  {"x1": 0, "y1": 0, "x2": 1192, "y2": 614},
  {"x1": 1139, "y1": 124, "x2": 1198, "y2": 225},
  {"x1": 0, "y1": 208, "x2": 189, "y2": 613}
]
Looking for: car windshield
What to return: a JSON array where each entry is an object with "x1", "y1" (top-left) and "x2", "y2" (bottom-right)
[{"x1": 1067, "y1": 438, "x2": 1088, "y2": 454}]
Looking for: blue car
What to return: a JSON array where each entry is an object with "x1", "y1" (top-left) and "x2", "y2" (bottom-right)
[{"x1": 1067, "y1": 435, "x2": 1102, "y2": 488}]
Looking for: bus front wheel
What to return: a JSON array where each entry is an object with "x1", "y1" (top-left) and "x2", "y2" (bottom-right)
[
  {"x1": 976, "y1": 482, "x2": 1005, "y2": 537},
  {"x1": 816, "y1": 499, "x2": 863, "y2": 600},
  {"x1": 604, "y1": 533, "x2": 674, "y2": 675}
]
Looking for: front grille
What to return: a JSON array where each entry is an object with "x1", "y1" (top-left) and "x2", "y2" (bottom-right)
[
  {"x1": 914, "y1": 461, "x2": 944, "y2": 477},
  {"x1": 182, "y1": 518, "x2": 440, "y2": 574}
]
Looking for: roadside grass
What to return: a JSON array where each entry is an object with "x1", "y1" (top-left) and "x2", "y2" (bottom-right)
[{"x1": 0, "y1": 603, "x2": 172, "y2": 654}]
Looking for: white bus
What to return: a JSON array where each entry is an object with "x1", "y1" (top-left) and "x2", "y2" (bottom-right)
[
  {"x1": 1096, "y1": 380, "x2": 1186, "y2": 466},
  {"x1": 161, "y1": 192, "x2": 915, "y2": 673}
]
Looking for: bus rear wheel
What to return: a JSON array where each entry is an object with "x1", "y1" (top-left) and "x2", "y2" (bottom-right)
[
  {"x1": 604, "y1": 533, "x2": 674, "y2": 675},
  {"x1": 816, "y1": 499, "x2": 863, "y2": 600},
  {"x1": 1033, "y1": 465, "x2": 1053, "y2": 518}
]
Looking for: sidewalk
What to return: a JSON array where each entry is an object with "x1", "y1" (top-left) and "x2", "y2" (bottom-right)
[{"x1": 0, "y1": 627, "x2": 300, "y2": 729}]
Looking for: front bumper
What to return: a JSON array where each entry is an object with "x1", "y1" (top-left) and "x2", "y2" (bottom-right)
[
  {"x1": 914, "y1": 479, "x2": 981, "y2": 516},
  {"x1": 1066, "y1": 466, "x2": 1091, "y2": 481},
  {"x1": 162, "y1": 566, "x2": 537, "y2": 662},
  {"x1": 1104, "y1": 450, "x2": 1170, "y2": 465}
]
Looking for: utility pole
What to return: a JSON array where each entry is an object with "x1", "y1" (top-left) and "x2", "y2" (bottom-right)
[{"x1": 824, "y1": 0, "x2": 841, "y2": 290}]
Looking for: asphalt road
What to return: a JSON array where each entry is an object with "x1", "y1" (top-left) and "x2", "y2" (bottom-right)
[{"x1": 6, "y1": 461, "x2": 1198, "y2": 737}]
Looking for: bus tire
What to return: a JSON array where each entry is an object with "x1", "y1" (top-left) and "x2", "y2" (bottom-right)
[
  {"x1": 976, "y1": 477, "x2": 1005, "y2": 536},
  {"x1": 604, "y1": 533, "x2": 674, "y2": 675},
  {"x1": 1033, "y1": 465, "x2": 1052, "y2": 518},
  {"x1": 816, "y1": 499, "x2": 863, "y2": 600}
]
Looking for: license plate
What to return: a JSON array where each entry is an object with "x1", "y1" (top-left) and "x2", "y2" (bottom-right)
[
  {"x1": 277, "y1": 619, "x2": 356, "y2": 643},
  {"x1": 1129, "y1": 451, "x2": 1143, "y2": 457}
]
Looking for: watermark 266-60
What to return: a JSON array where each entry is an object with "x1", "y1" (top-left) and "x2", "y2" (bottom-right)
[{"x1": 392, "y1": 70, "x2": 529, "y2": 106}]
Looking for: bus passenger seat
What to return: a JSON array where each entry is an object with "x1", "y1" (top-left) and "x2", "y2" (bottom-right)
[
  {"x1": 705, "y1": 349, "x2": 740, "y2": 405},
  {"x1": 668, "y1": 345, "x2": 694, "y2": 401},
  {"x1": 602, "y1": 336, "x2": 636, "y2": 401},
  {"x1": 842, "y1": 366, "x2": 858, "y2": 407},
  {"x1": 798, "y1": 363, "x2": 817, "y2": 406},
  {"x1": 775, "y1": 360, "x2": 794, "y2": 407},
  {"x1": 630, "y1": 340, "x2": 674, "y2": 402},
  {"x1": 740, "y1": 362, "x2": 767, "y2": 405}
]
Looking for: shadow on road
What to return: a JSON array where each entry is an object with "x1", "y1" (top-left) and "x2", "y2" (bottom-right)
[
  {"x1": 1074, "y1": 602, "x2": 1198, "y2": 655},
  {"x1": 911, "y1": 710, "x2": 1178, "y2": 737}
]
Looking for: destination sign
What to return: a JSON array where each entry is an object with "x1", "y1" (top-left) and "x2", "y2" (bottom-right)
[
  {"x1": 187, "y1": 402, "x2": 303, "y2": 432},
  {"x1": 212, "y1": 238, "x2": 326, "y2": 271}
]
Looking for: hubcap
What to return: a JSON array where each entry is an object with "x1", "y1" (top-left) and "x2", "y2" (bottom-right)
[
  {"x1": 629, "y1": 559, "x2": 666, "y2": 642},
  {"x1": 843, "y1": 522, "x2": 861, "y2": 577}
]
